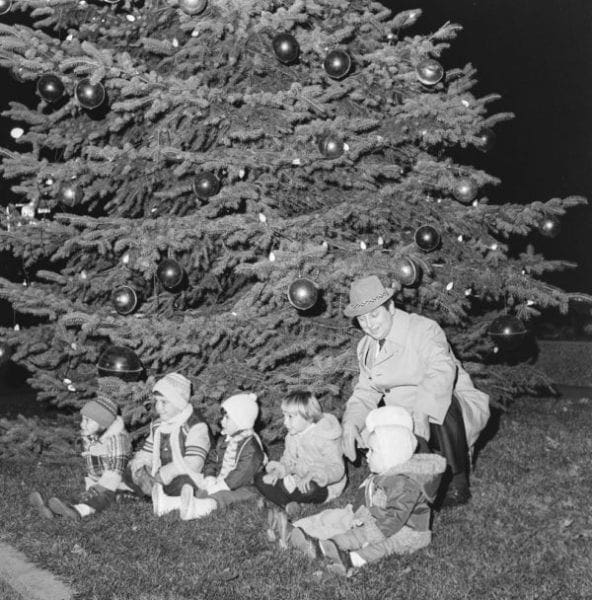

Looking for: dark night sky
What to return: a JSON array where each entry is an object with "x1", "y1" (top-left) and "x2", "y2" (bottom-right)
[{"x1": 0, "y1": 0, "x2": 591, "y2": 293}]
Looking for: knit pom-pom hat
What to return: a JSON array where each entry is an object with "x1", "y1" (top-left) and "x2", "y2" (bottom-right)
[
  {"x1": 153, "y1": 372, "x2": 192, "y2": 410},
  {"x1": 221, "y1": 393, "x2": 259, "y2": 431},
  {"x1": 81, "y1": 395, "x2": 118, "y2": 430}
]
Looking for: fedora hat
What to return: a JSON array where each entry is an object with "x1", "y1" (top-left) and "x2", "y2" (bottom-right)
[{"x1": 344, "y1": 275, "x2": 394, "y2": 318}]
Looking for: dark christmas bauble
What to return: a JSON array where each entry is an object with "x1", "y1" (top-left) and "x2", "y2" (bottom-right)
[
  {"x1": 59, "y1": 182, "x2": 83, "y2": 206},
  {"x1": 157, "y1": 258, "x2": 184, "y2": 290},
  {"x1": 476, "y1": 128, "x2": 496, "y2": 152},
  {"x1": 414, "y1": 225, "x2": 441, "y2": 253},
  {"x1": 287, "y1": 278, "x2": 318, "y2": 311},
  {"x1": 538, "y1": 215, "x2": 561, "y2": 238},
  {"x1": 75, "y1": 78, "x2": 106, "y2": 110},
  {"x1": 0, "y1": 0, "x2": 12, "y2": 15},
  {"x1": 488, "y1": 315, "x2": 527, "y2": 350},
  {"x1": 272, "y1": 33, "x2": 299, "y2": 64},
  {"x1": 195, "y1": 172, "x2": 220, "y2": 199},
  {"x1": 111, "y1": 286, "x2": 139, "y2": 315},
  {"x1": 323, "y1": 49, "x2": 351, "y2": 79},
  {"x1": 179, "y1": 0, "x2": 207, "y2": 15},
  {"x1": 416, "y1": 59, "x2": 444, "y2": 86},
  {"x1": 393, "y1": 257, "x2": 420, "y2": 287},
  {"x1": 97, "y1": 345, "x2": 143, "y2": 381},
  {"x1": 453, "y1": 178, "x2": 478, "y2": 204},
  {"x1": 318, "y1": 135, "x2": 344, "y2": 159},
  {"x1": 0, "y1": 341, "x2": 11, "y2": 365},
  {"x1": 37, "y1": 74, "x2": 65, "y2": 103}
]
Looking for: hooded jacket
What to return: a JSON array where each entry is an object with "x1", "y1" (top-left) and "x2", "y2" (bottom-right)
[{"x1": 279, "y1": 413, "x2": 346, "y2": 494}]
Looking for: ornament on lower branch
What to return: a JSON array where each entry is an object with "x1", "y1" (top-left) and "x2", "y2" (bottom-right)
[
  {"x1": 488, "y1": 315, "x2": 527, "y2": 350},
  {"x1": 323, "y1": 49, "x2": 351, "y2": 79},
  {"x1": 75, "y1": 78, "x2": 106, "y2": 110},
  {"x1": 178, "y1": 0, "x2": 207, "y2": 15},
  {"x1": 194, "y1": 172, "x2": 220, "y2": 200},
  {"x1": 111, "y1": 286, "x2": 139, "y2": 315},
  {"x1": 415, "y1": 59, "x2": 444, "y2": 86},
  {"x1": 414, "y1": 225, "x2": 441, "y2": 253},
  {"x1": 0, "y1": 0, "x2": 11, "y2": 15},
  {"x1": 453, "y1": 178, "x2": 478, "y2": 204},
  {"x1": 272, "y1": 33, "x2": 299, "y2": 64},
  {"x1": 287, "y1": 278, "x2": 319, "y2": 311},
  {"x1": 97, "y1": 345, "x2": 144, "y2": 381},
  {"x1": 157, "y1": 258, "x2": 185, "y2": 290},
  {"x1": 0, "y1": 341, "x2": 11, "y2": 365},
  {"x1": 59, "y1": 181, "x2": 83, "y2": 207},
  {"x1": 393, "y1": 257, "x2": 421, "y2": 287},
  {"x1": 37, "y1": 74, "x2": 65, "y2": 103},
  {"x1": 538, "y1": 215, "x2": 561, "y2": 238}
]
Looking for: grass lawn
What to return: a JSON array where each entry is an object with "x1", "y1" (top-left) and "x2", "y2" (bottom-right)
[
  {"x1": 0, "y1": 579, "x2": 22, "y2": 600},
  {"x1": 1, "y1": 395, "x2": 591, "y2": 600}
]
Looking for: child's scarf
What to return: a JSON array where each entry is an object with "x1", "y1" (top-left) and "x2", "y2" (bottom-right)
[
  {"x1": 218, "y1": 429, "x2": 265, "y2": 480},
  {"x1": 151, "y1": 404, "x2": 202, "y2": 486}
]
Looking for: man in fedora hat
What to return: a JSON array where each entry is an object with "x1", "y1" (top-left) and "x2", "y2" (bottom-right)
[{"x1": 341, "y1": 275, "x2": 490, "y2": 507}]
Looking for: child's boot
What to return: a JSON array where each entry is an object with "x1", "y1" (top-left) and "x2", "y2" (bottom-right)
[
  {"x1": 28, "y1": 491, "x2": 54, "y2": 520},
  {"x1": 289, "y1": 527, "x2": 319, "y2": 560},
  {"x1": 275, "y1": 509, "x2": 290, "y2": 550},
  {"x1": 318, "y1": 539, "x2": 353, "y2": 577},
  {"x1": 48, "y1": 497, "x2": 81, "y2": 521},
  {"x1": 151, "y1": 485, "x2": 180, "y2": 516},
  {"x1": 180, "y1": 496, "x2": 217, "y2": 521}
]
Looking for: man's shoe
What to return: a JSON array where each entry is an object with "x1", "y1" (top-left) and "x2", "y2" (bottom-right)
[
  {"x1": 48, "y1": 497, "x2": 81, "y2": 521},
  {"x1": 28, "y1": 491, "x2": 54, "y2": 520},
  {"x1": 289, "y1": 527, "x2": 319, "y2": 560},
  {"x1": 440, "y1": 485, "x2": 471, "y2": 509},
  {"x1": 318, "y1": 539, "x2": 353, "y2": 577}
]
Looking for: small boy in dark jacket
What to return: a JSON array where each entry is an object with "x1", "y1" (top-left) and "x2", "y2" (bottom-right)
[{"x1": 180, "y1": 392, "x2": 266, "y2": 520}]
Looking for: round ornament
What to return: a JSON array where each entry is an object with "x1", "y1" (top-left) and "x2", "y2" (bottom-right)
[
  {"x1": 323, "y1": 49, "x2": 351, "y2": 79},
  {"x1": 453, "y1": 178, "x2": 478, "y2": 204},
  {"x1": 287, "y1": 278, "x2": 318, "y2": 311},
  {"x1": 476, "y1": 128, "x2": 496, "y2": 152},
  {"x1": 111, "y1": 285, "x2": 139, "y2": 315},
  {"x1": 0, "y1": 341, "x2": 11, "y2": 365},
  {"x1": 0, "y1": 0, "x2": 11, "y2": 15},
  {"x1": 272, "y1": 33, "x2": 299, "y2": 64},
  {"x1": 488, "y1": 315, "x2": 527, "y2": 350},
  {"x1": 195, "y1": 172, "x2": 220, "y2": 199},
  {"x1": 97, "y1": 345, "x2": 143, "y2": 381},
  {"x1": 318, "y1": 135, "x2": 344, "y2": 159},
  {"x1": 416, "y1": 59, "x2": 444, "y2": 86},
  {"x1": 414, "y1": 225, "x2": 441, "y2": 252},
  {"x1": 157, "y1": 258, "x2": 184, "y2": 290},
  {"x1": 59, "y1": 182, "x2": 83, "y2": 206},
  {"x1": 393, "y1": 257, "x2": 420, "y2": 287},
  {"x1": 75, "y1": 78, "x2": 106, "y2": 110},
  {"x1": 538, "y1": 215, "x2": 561, "y2": 238},
  {"x1": 179, "y1": 0, "x2": 207, "y2": 15},
  {"x1": 37, "y1": 74, "x2": 65, "y2": 103}
]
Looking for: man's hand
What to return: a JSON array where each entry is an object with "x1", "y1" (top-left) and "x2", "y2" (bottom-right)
[{"x1": 342, "y1": 422, "x2": 363, "y2": 462}]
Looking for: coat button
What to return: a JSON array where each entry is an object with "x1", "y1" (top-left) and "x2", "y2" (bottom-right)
[{"x1": 384, "y1": 388, "x2": 390, "y2": 393}]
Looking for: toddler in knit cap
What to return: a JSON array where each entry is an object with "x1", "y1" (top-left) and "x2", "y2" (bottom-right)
[
  {"x1": 286, "y1": 406, "x2": 446, "y2": 576},
  {"x1": 179, "y1": 392, "x2": 267, "y2": 520},
  {"x1": 125, "y1": 372, "x2": 211, "y2": 517},
  {"x1": 29, "y1": 394, "x2": 132, "y2": 521}
]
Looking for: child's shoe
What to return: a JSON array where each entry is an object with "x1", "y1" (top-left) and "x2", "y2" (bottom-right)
[
  {"x1": 47, "y1": 497, "x2": 81, "y2": 521},
  {"x1": 181, "y1": 497, "x2": 217, "y2": 521},
  {"x1": 318, "y1": 539, "x2": 353, "y2": 577},
  {"x1": 266, "y1": 507, "x2": 278, "y2": 542},
  {"x1": 275, "y1": 509, "x2": 290, "y2": 550},
  {"x1": 28, "y1": 491, "x2": 54, "y2": 520},
  {"x1": 179, "y1": 484, "x2": 195, "y2": 520},
  {"x1": 289, "y1": 527, "x2": 319, "y2": 560}
]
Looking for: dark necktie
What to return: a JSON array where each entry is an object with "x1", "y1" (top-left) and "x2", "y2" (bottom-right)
[{"x1": 378, "y1": 339, "x2": 385, "y2": 351}]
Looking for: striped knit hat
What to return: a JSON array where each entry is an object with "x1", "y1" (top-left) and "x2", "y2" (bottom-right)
[
  {"x1": 153, "y1": 372, "x2": 192, "y2": 410},
  {"x1": 81, "y1": 395, "x2": 118, "y2": 429}
]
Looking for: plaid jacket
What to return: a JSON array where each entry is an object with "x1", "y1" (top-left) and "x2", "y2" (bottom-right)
[{"x1": 82, "y1": 417, "x2": 131, "y2": 491}]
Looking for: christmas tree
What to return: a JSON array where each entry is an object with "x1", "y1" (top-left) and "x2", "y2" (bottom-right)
[{"x1": 0, "y1": 0, "x2": 585, "y2": 442}]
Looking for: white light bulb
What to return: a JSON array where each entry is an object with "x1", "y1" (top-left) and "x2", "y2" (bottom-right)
[
  {"x1": 377, "y1": 236, "x2": 384, "y2": 246},
  {"x1": 67, "y1": 384, "x2": 77, "y2": 392},
  {"x1": 122, "y1": 252, "x2": 130, "y2": 265},
  {"x1": 238, "y1": 168, "x2": 246, "y2": 179},
  {"x1": 446, "y1": 281, "x2": 454, "y2": 291},
  {"x1": 292, "y1": 158, "x2": 301, "y2": 166},
  {"x1": 63, "y1": 378, "x2": 72, "y2": 385},
  {"x1": 14, "y1": 324, "x2": 20, "y2": 331},
  {"x1": 71, "y1": 343, "x2": 78, "y2": 350},
  {"x1": 191, "y1": 29, "x2": 199, "y2": 37},
  {"x1": 464, "y1": 288, "x2": 472, "y2": 296},
  {"x1": 457, "y1": 234, "x2": 463, "y2": 242},
  {"x1": 80, "y1": 270, "x2": 88, "y2": 280},
  {"x1": 258, "y1": 213, "x2": 267, "y2": 223},
  {"x1": 22, "y1": 280, "x2": 28, "y2": 287},
  {"x1": 493, "y1": 346, "x2": 499, "y2": 354},
  {"x1": 527, "y1": 299, "x2": 535, "y2": 306},
  {"x1": 343, "y1": 143, "x2": 350, "y2": 151},
  {"x1": 490, "y1": 243, "x2": 498, "y2": 251},
  {"x1": 126, "y1": 14, "x2": 136, "y2": 21},
  {"x1": 461, "y1": 99, "x2": 470, "y2": 107},
  {"x1": 359, "y1": 240, "x2": 367, "y2": 250},
  {"x1": 231, "y1": 311, "x2": 237, "y2": 316},
  {"x1": 10, "y1": 127, "x2": 24, "y2": 139},
  {"x1": 172, "y1": 38, "x2": 179, "y2": 47},
  {"x1": 472, "y1": 200, "x2": 479, "y2": 207},
  {"x1": 268, "y1": 251, "x2": 276, "y2": 262}
]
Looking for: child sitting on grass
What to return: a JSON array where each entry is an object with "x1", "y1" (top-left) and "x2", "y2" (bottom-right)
[
  {"x1": 254, "y1": 390, "x2": 346, "y2": 544},
  {"x1": 29, "y1": 395, "x2": 131, "y2": 520},
  {"x1": 179, "y1": 392, "x2": 266, "y2": 520},
  {"x1": 286, "y1": 406, "x2": 446, "y2": 575},
  {"x1": 125, "y1": 372, "x2": 211, "y2": 516}
]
